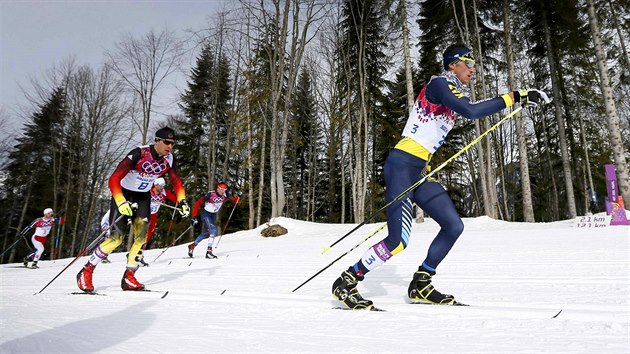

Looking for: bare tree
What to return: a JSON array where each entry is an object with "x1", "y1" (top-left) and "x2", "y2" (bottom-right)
[
  {"x1": 503, "y1": 0, "x2": 535, "y2": 222},
  {"x1": 105, "y1": 28, "x2": 184, "y2": 144},
  {"x1": 541, "y1": 10, "x2": 577, "y2": 219},
  {"x1": 586, "y1": 0, "x2": 630, "y2": 204}
]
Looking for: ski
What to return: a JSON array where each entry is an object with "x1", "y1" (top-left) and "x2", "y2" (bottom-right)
[
  {"x1": 70, "y1": 289, "x2": 169, "y2": 298},
  {"x1": 333, "y1": 306, "x2": 386, "y2": 312},
  {"x1": 70, "y1": 292, "x2": 107, "y2": 296},
  {"x1": 410, "y1": 300, "x2": 470, "y2": 306}
]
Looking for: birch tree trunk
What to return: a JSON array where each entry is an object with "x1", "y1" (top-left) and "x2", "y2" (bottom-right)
[
  {"x1": 586, "y1": 0, "x2": 630, "y2": 204},
  {"x1": 503, "y1": 0, "x2": 535, "y2": 222},
  {"x1": 398, "y1": 0, "x2": 425, "y2": 223},
  {"x1": 472, "y1": 0, "x2": 499, "y2": 218},
  {"x1": 541, "y1": 9, "x2": 577, "y2": 218}
]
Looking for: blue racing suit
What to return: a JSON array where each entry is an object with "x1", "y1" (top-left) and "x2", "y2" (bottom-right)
[{"x1": 353, "y1": 71, "x2": 515, "y2": 275}]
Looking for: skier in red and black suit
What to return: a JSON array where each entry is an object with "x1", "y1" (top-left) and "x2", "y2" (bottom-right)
[{"x1": 77, "y1": 127, "x2": 190, "y2": 292}]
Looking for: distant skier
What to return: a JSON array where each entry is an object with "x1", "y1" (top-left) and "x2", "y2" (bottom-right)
[
  {"x1": 77, "y1": 127, "x2": 190, "y2": 292},
  {"x1": 187, "y1": 183, "x2": 241, "y2": 259},
  {"x1": 332, "y1": 44, "x2": 550, "y2": 310},
  {"x1": 22, "y1": 208, "x2": 59, "y2": 269},
  {"x1": 137, "y1": 177, "x2": 177, "y2": 266}
]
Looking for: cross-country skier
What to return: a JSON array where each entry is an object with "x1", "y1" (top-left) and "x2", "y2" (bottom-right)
[
  {"x1": 136, "y1": 177, "x2": 177, "y2": 266},
  {"x1": 77, "y1": 127, "x2": 190, "y2": 292},
  {"x1": 21, "y1": 208, "x2": 59, "y2": 269},
  {"x1": 187, "y1": 183, "x2": 241, "y2": 259},
  {"x1": 332, "y1": 44, "x2": 550, "y2": 310}
]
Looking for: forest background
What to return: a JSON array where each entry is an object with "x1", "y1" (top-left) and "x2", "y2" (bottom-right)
[{"x1": 1, "y1": 0, "x2": 629, "y2": 264}]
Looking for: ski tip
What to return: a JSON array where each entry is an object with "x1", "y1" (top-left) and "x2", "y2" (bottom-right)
[
  {"x1": 160, "y1": 291, "x2": 169, "y2": 299},
  {"x1": 322, "y1": 246, "x2": 330, "y2": 254},
  {"x1": 168, "y1": 260, "x2": 172, "y2": 265},
  {"x1": 220, "y1": 289, "x2": 227, "y2": 295},
  {"x1": 552, "y1": 309, "x2": 563, "y2": 318}
]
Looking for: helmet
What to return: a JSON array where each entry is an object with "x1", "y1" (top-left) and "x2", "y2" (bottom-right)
[
  {"x1": 154, "y1": 178, "x2": 166, "y2": 187},
  {"x1": 216, "y1": 182, "x2": 228, "y2": 190}
]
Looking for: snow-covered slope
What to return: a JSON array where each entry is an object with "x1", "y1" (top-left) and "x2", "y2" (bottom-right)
[{"x1": 1, "y1": 217, "x2": 628, "y2": 353}]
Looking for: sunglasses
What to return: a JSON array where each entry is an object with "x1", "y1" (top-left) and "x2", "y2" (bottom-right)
[
  {"x1": 457, "y1": 56, "x2": 476, "y2": 69},
  {"x1": 157, "y1": 138, "x2": 176, "y2": 146}
]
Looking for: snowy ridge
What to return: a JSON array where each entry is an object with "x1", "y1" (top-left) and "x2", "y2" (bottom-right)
[{"x1": 1, "y1": 217, "x2": 628, "y2": 353}]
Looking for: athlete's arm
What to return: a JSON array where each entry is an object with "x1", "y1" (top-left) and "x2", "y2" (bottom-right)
[
  {"x1": 426, "y1": 77, "x2": 512, "y2": 120},
  {"x1": 109, "y1": 147, "x2": 142, "y2": 205}
]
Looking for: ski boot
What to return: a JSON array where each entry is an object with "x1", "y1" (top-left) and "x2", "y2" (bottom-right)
[
  {"x1": 77, "y1": 263, "x2": 96, "y2": 293},
  {"x1": 23, "y1": 256, "x2": 29, "y2": 267},
  {"x1": 30, "y1": 261, "x2": 39, "y2": 269},
  {"x1": 332, "y1": 267, "x2": 374, "y2": 310},
  {"x1": 205, "y1": 248, "x2": 217, "y2": 259},
  {"x1": 121, "y1": 268, "x2": 145, "y2": 291},
  {"x1": 408, "y1": 266, "x2": 456, "y2": 305},
  {"x1": 187, "y1": 243, "x2": 195, "y2": 258}
]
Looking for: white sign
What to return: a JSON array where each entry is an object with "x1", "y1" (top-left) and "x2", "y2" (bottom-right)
[{"x1": 574, "y1": 215, "x2": 611, "y2": 228}]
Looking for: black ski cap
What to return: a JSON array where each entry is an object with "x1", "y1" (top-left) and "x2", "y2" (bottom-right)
[{"x1": 155, "y1": 127, "x2": 176, "y2": 141}]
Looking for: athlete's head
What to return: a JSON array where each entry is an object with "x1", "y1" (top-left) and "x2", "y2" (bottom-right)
[
  {"x1": 153, "y1": 177, "x2": 166, "y2": 191},
  {"x1": 43, "y1": 208, "x2": 54, "y2": 217},
  {"x1": 443, "y1": 44, "x2": 475, "y2": 84},
  {"x1": 216, "y1": 182, "x2": 228, "y2": 195},
  {"x1": 154, "y1": 127, "x2": 176, "y2": 156}
]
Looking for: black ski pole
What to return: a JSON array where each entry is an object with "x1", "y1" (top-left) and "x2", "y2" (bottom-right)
[
  {"x1": 152, "y1": 224, "x2": 193, "y2": 263},
  {"x1": 292, "y1": 222, "x2": 388, "y2": 292},
  {"x1": 323, "y1": 106, "x2": 523, "y2": 252},
  {"x1": 0, "y1": 238, "x2": 21, "y2": 258},
  {"x1": 35, "y1": 213, "x2": 126, "y2": 294}
]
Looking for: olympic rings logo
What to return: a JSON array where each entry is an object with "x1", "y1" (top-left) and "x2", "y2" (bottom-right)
[{"x1": 141, "y1": 161, "x2": 167, "y2": 174}]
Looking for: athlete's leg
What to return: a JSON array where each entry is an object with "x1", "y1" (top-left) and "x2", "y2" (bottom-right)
[
  {"x1": 413, "y1": 181, "x2": 464, "y2": 271},
  {"x1": 352, "y1": 150, "x2": 424, "y2": 275},
  {"x1": 31, "y1": 235, "x2": 46, "y2": 262}
]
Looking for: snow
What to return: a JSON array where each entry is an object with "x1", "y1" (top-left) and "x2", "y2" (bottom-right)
[{"x1": 1, "y1": 216, "x2": 629, "y2": 353}]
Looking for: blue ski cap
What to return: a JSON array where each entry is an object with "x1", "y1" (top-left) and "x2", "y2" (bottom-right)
[{"x1": 443, "y1": 46, "x2": 473, "y2": 70}]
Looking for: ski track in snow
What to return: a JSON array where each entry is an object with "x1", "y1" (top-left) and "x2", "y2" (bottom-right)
[{"x1": 1, "y1": 216, "x2": 628, "y2": 353}]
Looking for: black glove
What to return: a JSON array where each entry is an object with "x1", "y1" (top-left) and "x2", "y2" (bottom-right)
[
  {"x1": 514, "y1": 89, "x2": 551, "y2": 107},
  {"x1": 179, "y1": 200, "x2": 190, "y2": 217}
]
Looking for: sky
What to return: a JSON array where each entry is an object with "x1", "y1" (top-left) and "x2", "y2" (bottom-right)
[
  {"x1": 0, "y1": 0, "x2": 227, "y2": 135},
  {"x1": 1, "y1": 216, "x2": 629, "y2": 352}
]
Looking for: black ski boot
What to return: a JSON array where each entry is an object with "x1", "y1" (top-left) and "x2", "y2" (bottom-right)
[
  {"x1": 30, "y1": 261, "x2": 39, "y2": 269},
  {"x1": 23, "y1": 256, "x2": 29, "y2": 267},
  {"x1": 205, "y1": 249, "x2": 217, "y2": 259},
  {"x1": 408, "y1": 266, "x2": 456, "y2": 305},
  {"x1": 332, "y1": 267, "x2": 373, "y2": 310}
]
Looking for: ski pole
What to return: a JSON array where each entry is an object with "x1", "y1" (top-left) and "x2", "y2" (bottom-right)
[
  {"x1": 36, "y1": 213, "x2": 126, "y2": 294},
  {"x1": 53, "y1": 218, "x2": 61, "y2": 261},
  {"x1": 324, "y1": 106, "x2": 523, "y2": 252},
  {"x1": 152, "y1": 224, "x2": 193, "y2": 263},
  {"x1": 0, "y1": 238, "x2": 21, "y2": 258},
  {"x1": 292, "y1": 222, "x2": 388, "y2": 292},
  {"x1": 214, "y1": 197, "x2": 240, "y2": 250},
  {"x1": 158, "y1": 202, "x2": 183, "y2": 212}
]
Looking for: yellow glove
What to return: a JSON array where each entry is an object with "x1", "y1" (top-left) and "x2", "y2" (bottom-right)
[
  {"x1": 179, "y1": 200, "x2": 190, "y2": 217},
  {"x1": 117, "y1": 201, "x2": 134, "y2": 216}
]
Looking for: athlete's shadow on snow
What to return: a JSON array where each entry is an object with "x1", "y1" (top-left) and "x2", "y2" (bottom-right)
[
  {"x1": 144, "y1": 262, "x2": 220, "y2": 286},
  {"x1": 0, "y1": 302, "x2": 157, "y2": 353},
  {"x1": 362, "y1": 266, "x2": 410, "y2": 298}
]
